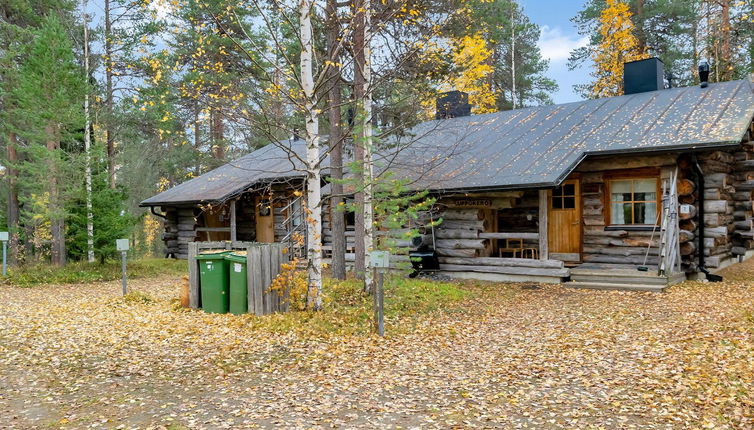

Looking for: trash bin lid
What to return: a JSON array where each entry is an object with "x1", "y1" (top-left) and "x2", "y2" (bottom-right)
[
  {"x1": 196, "y1": 249, "x2": 229, "y2": 259},
  {"x1": 225, "y1": 251, "x2": 247, "y2": 263}
]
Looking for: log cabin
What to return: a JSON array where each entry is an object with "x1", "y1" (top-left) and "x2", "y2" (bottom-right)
[{"x1": 142, "y1": 59, "x2": 754, "y2": 291}]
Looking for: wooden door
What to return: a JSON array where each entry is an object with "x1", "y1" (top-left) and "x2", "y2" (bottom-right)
[
  {"x1": 255, "y1": 196, "x2": 275, "y2": 243},
  {"x1": 548, "y1": 179, "x2": 581, "y2": 262}
]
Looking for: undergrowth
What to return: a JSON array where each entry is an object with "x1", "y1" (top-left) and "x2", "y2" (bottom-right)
[
  {"x1": 5, "y1": 258, "x2": 187, "y2": 287},
  {"x1": 251, "y1": 275, "x2": 471, "y2": 337}
]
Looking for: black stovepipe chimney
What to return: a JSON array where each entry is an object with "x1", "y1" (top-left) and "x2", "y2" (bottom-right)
[{"x1": 692, "y1": 152, "x2": 723, "y2": 282}]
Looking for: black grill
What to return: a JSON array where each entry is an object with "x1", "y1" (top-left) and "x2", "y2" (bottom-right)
[{"x1": 409, "y1": 246, "x2": 439, "y2": 277}]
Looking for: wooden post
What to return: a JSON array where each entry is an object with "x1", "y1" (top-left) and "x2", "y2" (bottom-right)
[
  {"x1": 187, "y1": 242, "x2": 200, "y2": 309},
  {"x1": 229, "y1": 199, "x2": 237, "y2": 242},
  {"x1": 538, "y1": 190, "x2": 549, "y2": 260}
]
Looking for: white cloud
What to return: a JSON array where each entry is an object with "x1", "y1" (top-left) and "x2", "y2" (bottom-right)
[{"x1": 538, "y1": 25, "x2": 589, "y2": 63}]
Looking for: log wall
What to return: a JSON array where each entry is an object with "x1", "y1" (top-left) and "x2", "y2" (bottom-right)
[{"x1": 574, "y1": 155, "x2": 677, "y2": 267}]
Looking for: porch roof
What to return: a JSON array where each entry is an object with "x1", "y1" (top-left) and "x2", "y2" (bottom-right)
[{"x1": 142, "y1": 77, "x2": 754, "y2": 207}]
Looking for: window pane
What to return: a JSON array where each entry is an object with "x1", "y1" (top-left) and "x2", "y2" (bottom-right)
[
  {"x1": 553, "y1": 186, "x2": 563, "y2": 197},
  {"x1": 634, "y1": 191, "x2": 657, "y2": 201},
  {"x1": 563, "y1": 196, "x2": 575, "y2": 209},
  {"x1": 634, "y1": 179, "x2": 656, "y2": 193},
  {"x1": 552, "y1": 197, "x2": 563, "y2": 209},
  {"x1": 611, "y1": 180, "x2": 632, "y2": 194},
  {"x1": 563, "y1": 183, "x2": 575, "y2": 196},
  {"x1": 635, "y1": 202, "x2": 657, "y2": 224},
  {"x1": 611, "y1": 202, "x2": 629, "y2": 224}
]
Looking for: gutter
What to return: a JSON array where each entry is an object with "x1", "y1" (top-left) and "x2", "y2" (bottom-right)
[{"x1": 692, "y1": 152, "x2": 723, "y2": 282}]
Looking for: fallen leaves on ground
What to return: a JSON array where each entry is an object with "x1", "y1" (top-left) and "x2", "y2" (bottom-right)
[{"x1": 0, "y1": 260, "x2": 753, "y2": 429}]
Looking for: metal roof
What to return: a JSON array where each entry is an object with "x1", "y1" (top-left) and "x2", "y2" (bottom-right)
[
  {"x1": 142, "y1": 77, "x2": 754, "y2": 206},
  {"x1": 140, "y1": 140, "x2": 311, "y2": 206}
]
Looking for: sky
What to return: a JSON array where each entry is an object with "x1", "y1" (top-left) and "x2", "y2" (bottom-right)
[{"x1": 521, "y1": 0, "x2": 591, "y2": 104}]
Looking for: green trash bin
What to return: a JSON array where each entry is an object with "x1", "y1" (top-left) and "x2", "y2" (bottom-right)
[
  {"x1": 225, "y1": 251, "x2": 248, "y2": 315},
  {"x1": 196, "y1": 250, "x2": 229, "y2": 313}
]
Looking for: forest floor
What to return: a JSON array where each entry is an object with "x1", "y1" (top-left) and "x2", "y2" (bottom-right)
[{"x1": 0, "y1": 260, "x2": 753, "y2": 429}]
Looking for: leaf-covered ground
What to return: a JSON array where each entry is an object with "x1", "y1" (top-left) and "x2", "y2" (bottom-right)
[{"x1": 1, "y1": 259, "x2": 753, "y2": 429}]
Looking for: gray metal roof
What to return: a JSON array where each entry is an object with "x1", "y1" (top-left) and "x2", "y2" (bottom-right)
[
  {"x1": 140, "y1": 140, "x2": 311, "y2": 206},
  {"x1": 142, "y1": 77, "x2": 754, "y2": 206}
]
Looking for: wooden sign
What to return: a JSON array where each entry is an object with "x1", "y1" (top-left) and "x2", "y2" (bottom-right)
[
  {"x1": 442, "y1": 197, "x2": 514, "y2": 209},
  {"x1": 453, "y1": 198, "x2": 492, "y2": 207}
]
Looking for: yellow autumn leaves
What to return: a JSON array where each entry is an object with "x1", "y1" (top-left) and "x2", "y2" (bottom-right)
[{"x1": 591, "y1": 0, "x2": 649, "y2": 98}]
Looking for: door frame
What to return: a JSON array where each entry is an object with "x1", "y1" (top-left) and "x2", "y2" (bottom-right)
[{"x1": 547, "y1": 177, "x2": 582, "y2": 262}]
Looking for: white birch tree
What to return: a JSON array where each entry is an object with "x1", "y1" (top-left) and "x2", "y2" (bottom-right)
[
  {"x1": 83, "y1": 0, "x2": 95, "y2": 263},
  {"x1": 300, "y1": 0, "x2": 323, "y2": 309}
]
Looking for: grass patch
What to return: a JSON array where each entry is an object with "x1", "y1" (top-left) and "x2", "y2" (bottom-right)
[
  {"x1": 5, "y1": 258, "x2": 186, "y2": 287},
  {"x1": 253, "y1": 274, "x2": 471, "y2": 337}
]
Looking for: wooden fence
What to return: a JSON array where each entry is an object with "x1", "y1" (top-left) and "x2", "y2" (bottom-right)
[{"x1": 187, "y1": 241, "x2": 289, "y2": 315}]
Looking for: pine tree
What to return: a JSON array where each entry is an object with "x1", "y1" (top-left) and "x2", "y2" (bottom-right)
[{"x1": 10, "y1": 15, "x2": 84, "y2": 265}]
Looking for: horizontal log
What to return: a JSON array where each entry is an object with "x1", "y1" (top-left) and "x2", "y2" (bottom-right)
[
  {"x1": 438, "y1": 209, "x2": 480, "y2": 221},
  {"x1": 701, "y1": 160, "x2": 733, "y2": 174},
  {"x1": 705, "y1": 173, "x2": 729, "y2": 188},
  {"x1": 437, "y1": 257, "x2": 563, "y2": 269},
  {"x1": 735, "y1": 181, "x2": 754, "y2": 191},
  {"x1": 677, "y1": 178, "x2": 696, "y2": 196},
  {"x1": 732, "y1": 246, "x2": 747, "y2": 255},
  {"x1": 705, "y1": 237, "x2": 728, "y2": 248},
  {"x1": 734, "y1": 160, "x2": 754, "y2": 171},
  {"x1": 701, "y1": 150, "x2": 736, "y2": 162},
  {"x1": 439, "y1": 263, "x2": 569, "y2": 278},
  {"x1": 703, "y1": 189, "x2": 721, "y2": 200},
  {"x1": 704, "y1": 200, "x2": 729, "y2": 213},
  {"x1": 680, "y1": 242, "x2": 696, "y2": 256},
  {"x1": 678, "y1": 219, "x2": 697, "y2": 232},
  {"x1": 734, "y1": 210, "x2": 753, "y2": 221},
  {"x1": 679, "y1": 230, "x2": 695, "y2": 243},
  {"x1": 733, "y1": 191, "x2": 753, "y2": 201},
  {"x1": 705, "y1": 226, "x2": 728, "y2": 238},
  {"x1": 583, "y1": 228, "x2": 629, "y2": 238},
  {"x1": 582, "y1": 237, "x2": 631, "y2": 246},
  {"x1": 434, "y1": 228, "x2": 479, "y2": 239},
  {"x1": 735, "y1": 201, "x2": 753, "y2": 211},
  {"x1": 478, "y1": 232, "x2": 539, "y2": 240},
  {"x1": 435, "y1": 248, "x2": 477, "y2": 258},
  {"x1": 438, "y1": 220, "x2": 485, "y2": 230},
  {"x1": 582, "y1": 254, "x2": 658, "y2": 265},
  {"x1": 435, "y1": 239, "x2": 487, "y2": 250},
  {"x1": 679, "y1": 194, "x2": 697, "y2": 205},
  {"x1": 679, "y1": 205, "x2": 697, "y2": 220},
  {"x1": 734, "y1": 220, "x2": 753, "y2": 231},
  {"x1": 582, "y1": 246, "x2": 657, "y2": 256},
  {"x1": 704, "y1": 213, "x2": 732, "y2": 227}
]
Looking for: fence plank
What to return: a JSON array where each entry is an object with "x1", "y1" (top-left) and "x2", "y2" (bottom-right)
[
  {"x1": 251, "y1": 246, "x2": 264, "y2": 316},
  {"x1": 245, "y1": 245, "x2": 254, "y2": 315},
  {"x1": 188, "y1": 242, "x2": 199, "y2": 309},
  {"x1": 270, "y1": 244, "x2": 281, "y2": 313},
  {"x1": 260, "y1": 245, "x2": 272, "y2": 315}
]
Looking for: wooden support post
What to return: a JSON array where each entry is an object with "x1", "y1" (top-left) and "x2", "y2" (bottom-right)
[
  {"x1": 229, "y1": 199, "x2": 237, "y2": 242},
  {"x1": 187, "y1": 242, "x2": 199, "y2": 309},
  {"x1": 538, "y1": 190, "x2": 549, "y2": 260}
]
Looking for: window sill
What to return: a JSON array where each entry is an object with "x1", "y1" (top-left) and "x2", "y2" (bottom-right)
[{"x1": 605, "y1": 225, "x2": 659, "y2": 232}]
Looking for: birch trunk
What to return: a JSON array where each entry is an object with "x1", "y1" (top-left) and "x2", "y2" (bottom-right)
[
  {"x1": 83, "y1": 3, "x2": 95, "y2": 263},
  {"x1": 362, "y1": 0, "x2": 374, "y2": 293},
  {"x1": 300, "y1": 0, "x2": 323, "y2": 310},
  {"x1": 105, "y1": 0, "x2": 115, "y2": 188}
]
